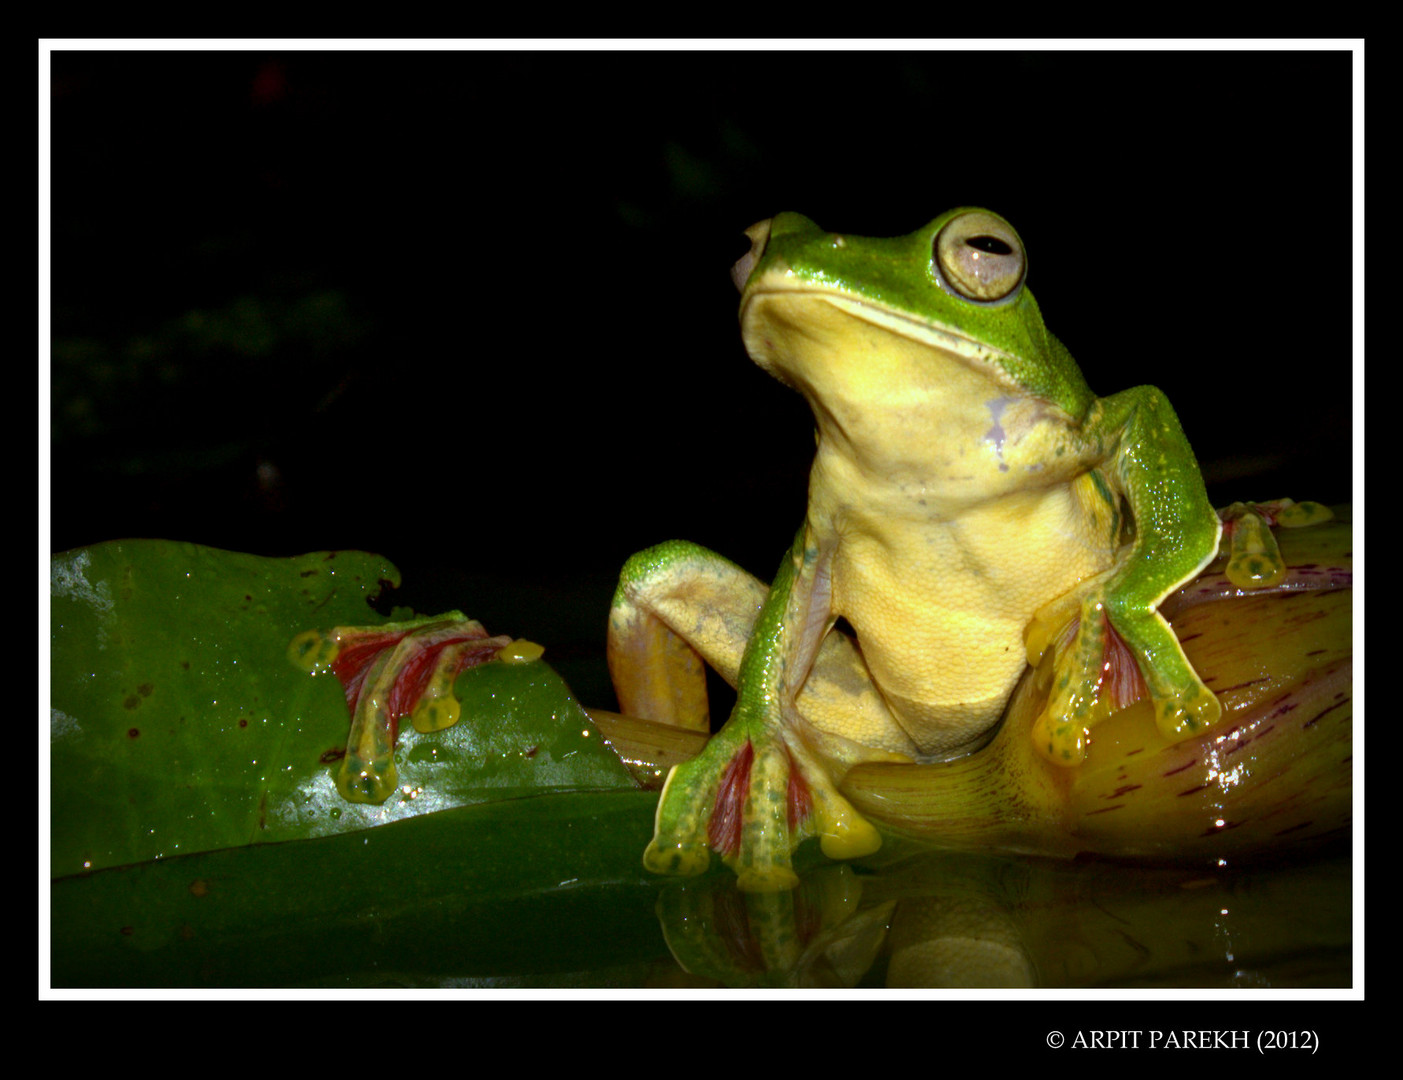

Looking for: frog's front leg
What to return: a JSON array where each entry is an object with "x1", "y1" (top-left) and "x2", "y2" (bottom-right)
[
  {"x1": 610, "y1": 532, "x2": 884, "y2": 891},
  {"x1": 1030, "y1": 388, "x2": 1224, "y2": 764},
  {"x1": 608, "y1": 540, "x2": 765, "y2": 735}
]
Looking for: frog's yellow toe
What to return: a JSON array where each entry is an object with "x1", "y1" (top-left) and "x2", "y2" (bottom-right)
[
  {"x1": 411, "y1": 695, "x2": 461, "y2": 733},
  {"x1": 1153, "y1": 687, "x2": 1223, "y2": 743},
  {"x1": 1223, "y1": 507, "x2": 1287, "y2": 589},
  {"x1": 336, "y1": 752, "x2": 398, "y2": 803},
  {"x1": 643, "y1": 760, "x2": 722, "y2": 878},
  {"x1": 1276, "y1": 500, "x2": 1334, "y2": 528},
  {"x1": 642, "y1": 836, "x2": 711, "y2": 877},
  {"x1": 817, "y1": 800, "x2": 884, "y2": 860},
  {"x1": 1219, "y1": 499, "x2": 1336, "y2": 589},
  {"x1": 1032, "y1": 708, "x2": 1089, "y2": 765}
]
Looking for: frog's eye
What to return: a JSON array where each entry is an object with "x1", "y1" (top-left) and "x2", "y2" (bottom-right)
[
  {"x1": 731, "y1": 218, "x2": 772, "y2": 293},
  {"x1": 933, "y1": 210, "x2": 1026, "y2": 303}
]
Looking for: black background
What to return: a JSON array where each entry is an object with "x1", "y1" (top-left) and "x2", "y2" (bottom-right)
[{"x1": 47, "y1": 48, "x2": 1356, "y2": 708}]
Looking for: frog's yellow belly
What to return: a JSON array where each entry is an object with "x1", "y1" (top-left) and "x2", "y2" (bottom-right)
[{"x1": 828, "y1": 488, "x2": 1114, "y2": 758}]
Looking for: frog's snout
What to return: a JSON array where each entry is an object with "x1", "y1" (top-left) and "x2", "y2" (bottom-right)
[{"x1": 731, "y1": 218, "x2": 773, "y2": 293}]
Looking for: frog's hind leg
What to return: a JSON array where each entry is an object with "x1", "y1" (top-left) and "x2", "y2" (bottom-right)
[
  {"x1": 609, "y1": 539, "x2": 812, "y2": 886},
  {"x1": 638, "y1": 531, "x2": 887, "y2": 891}
]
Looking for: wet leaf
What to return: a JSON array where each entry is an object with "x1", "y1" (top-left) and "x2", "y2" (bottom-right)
[
  {"x1": 50, "y1": 790, "x2": 667, "y2": 988},
  {"x1": 49, "y1": 540, "x2": 636, "y2": 877}
]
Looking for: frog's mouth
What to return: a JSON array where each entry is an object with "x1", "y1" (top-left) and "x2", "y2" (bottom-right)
[
  {"x1": 740, "y1": 284, "x2": 1027, "y2": 398},
  {"x1": 826, "y1": 293, "x2": 1022, "y2": 374}
]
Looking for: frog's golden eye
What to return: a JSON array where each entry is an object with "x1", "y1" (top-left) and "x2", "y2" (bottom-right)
[{"x1": 933, "y1": 210, "x2": 1026, "y2": 302}]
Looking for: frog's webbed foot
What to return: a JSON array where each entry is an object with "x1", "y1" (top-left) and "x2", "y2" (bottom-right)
[
  {"x1": 290, "y1": 614, "x2": 512, "y2": 803},
  {"x1": 643, "y1": 711, "x2": 882, "y2": 892},
  {"x1": 1218, "y1": 499, "x2": 1335, "y2": 589},
  {"x1": 1026, "y1": 584, "x2": 1220, "y2": 765}
]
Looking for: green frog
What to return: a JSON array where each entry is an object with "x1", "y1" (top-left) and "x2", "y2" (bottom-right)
[{"x1": 607, "y1": 208, "x2": 1316, "y2": 892}]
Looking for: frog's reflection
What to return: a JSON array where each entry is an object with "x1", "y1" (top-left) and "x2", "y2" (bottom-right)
[{"x1": 651, "y1": 843, "x2": 1351, "y2": 989}]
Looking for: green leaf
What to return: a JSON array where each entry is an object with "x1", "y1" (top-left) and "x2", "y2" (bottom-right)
[
  {"x1": 49, "y1": 540, "x2": 636, "y2": 878},
  {"x1": 50, "y1": 790, "x2": 668, "y2": 988}
]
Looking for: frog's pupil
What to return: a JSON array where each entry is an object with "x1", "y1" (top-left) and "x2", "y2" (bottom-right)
[{"x1": 966, "y1": 236, "x2": 1013, "y2": 255}]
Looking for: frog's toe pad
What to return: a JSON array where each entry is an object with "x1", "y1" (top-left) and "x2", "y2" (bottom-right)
[
  {"x1": 1033, "y1": 708, "x2": 1090, "y2": 766},
  {"x1": 1153, "y1": 687, "x2": 1223, "y2": 742},
  {"x1": 642, "y1": 836, "x2": 711, "y2": 877},
  {"x1": 818, "y1": 811, "x2": 883, "y2": 861},
  {"x1": 1277, "y1": 500, "x2": 1334, "y2": 527},
  {"x1": 336, "y1": 751, "x2": 398, "y2": 803}
]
